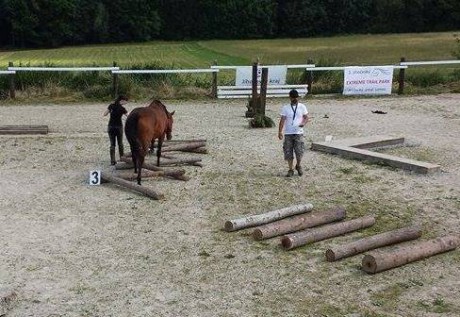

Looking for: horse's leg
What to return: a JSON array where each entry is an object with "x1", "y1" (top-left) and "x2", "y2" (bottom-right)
[
  {"x1": 137, "y1": 154, "x2": 144, "y2": 185},
  {"x1": 131, "y1": 150, "x2": 137, "y2": 173},
  {"x1": 149, "y1": 139, "x2": 155, "y2": 155},
  {"x1": 157, "y1": 135, "x2": 165, "y2": 166}
]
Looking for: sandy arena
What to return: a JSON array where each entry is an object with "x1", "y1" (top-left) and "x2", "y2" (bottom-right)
[{"x1": 1, "y1": 94, "x2": 459, "y2": 316}]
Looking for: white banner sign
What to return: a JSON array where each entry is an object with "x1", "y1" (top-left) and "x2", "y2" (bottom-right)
[
  {"x1": 235, "y1": 66, "x2": 287, "y2": 86},
  {"x1": 343, "y1": 66, "x2": 394, "y2": 95}
]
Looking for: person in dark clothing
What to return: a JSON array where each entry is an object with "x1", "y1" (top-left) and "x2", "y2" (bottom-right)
[{"x1": 103, "y1": 95, "x2": 129, "y2": 165}]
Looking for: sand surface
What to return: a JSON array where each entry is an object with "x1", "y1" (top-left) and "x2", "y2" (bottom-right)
[{"x1": 1, "y1": 94, "x2": 459, "y2": 316}]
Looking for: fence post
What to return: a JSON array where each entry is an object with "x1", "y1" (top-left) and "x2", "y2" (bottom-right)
[
  {"x1": 306, "y1": 58, "x2": 314, "y2": 96},
  {"x1": 251, "y1": 61, "x2": 258, "y2": 102},
  {"x1": 112, "y1": 61, "x2": 118, "y2": 98},
  {"x1": 8, "y1": 62, "x2": 15, "y2": 99},
  {"x1": 398, "y1": 57, "x2": 405, "y2": 95},
  {"x1": 211, "y1": 60, "x2": 218, "y2": 98},
  {"x1": 259, "y1": 67, "x2": 268, "y2": 116}
]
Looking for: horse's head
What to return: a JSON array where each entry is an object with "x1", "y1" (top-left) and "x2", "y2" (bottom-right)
[{"x1": 165, "y1": 110, "x2": 175, "y2": 140}]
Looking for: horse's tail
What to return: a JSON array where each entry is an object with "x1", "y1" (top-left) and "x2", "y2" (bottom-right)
[{"x1": 125, "y1": 110, "x2": 142, "y2": 181}]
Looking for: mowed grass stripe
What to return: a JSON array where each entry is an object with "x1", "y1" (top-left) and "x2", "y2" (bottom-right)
[{"x1": 0, "y1": 31, "x2": 458, "y2": 69}]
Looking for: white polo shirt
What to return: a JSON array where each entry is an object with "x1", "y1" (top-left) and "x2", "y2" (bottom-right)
[{"x1": 280, "y1": 102, "x2": 308, "y2": 135}]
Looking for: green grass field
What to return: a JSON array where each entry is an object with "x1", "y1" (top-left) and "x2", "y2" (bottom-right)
[{"x1": 1, "y1": 31, "x2": 458, "y2": 68}]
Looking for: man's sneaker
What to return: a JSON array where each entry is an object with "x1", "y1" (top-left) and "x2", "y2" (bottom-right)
[
  {"x1": 295, "y1": 165, "x2": 303, "y2": 176},
  {"x1": 286, "y1": 169, "x2": 294, "y2": 177}
]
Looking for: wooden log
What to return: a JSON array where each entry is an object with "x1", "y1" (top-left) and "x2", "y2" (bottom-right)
[
  {"x1": 101, "y1": 172, "x2": 164, "y2": 200},
  {"x1": 362, "y1": 234, "x2": 460, "y2": 274},
  {"x1": 159, "y1": 157, "x2": 203, "y2": 166},
  {"x1": 119, "y1": 157, "x2": 189, "y2": 181},
  {"x1": 113, "y1": 169, "x2": 185, "y2": 181},
  {"x1": 164, "y1": 139, "x2": 207, "y2": 144},
  {"x1": 162, "y1": 141, "x2": 206, "y2": 152},
  {"x1": 325, "y1": 225, "x2": 422, "y2": 261},
  {"x1": 281, "y1": 215, "x2": 376, "y2": 250},
  {"x1": 253, "y1": 206, "x2": 346, "y2": 240},
  {"x1": 121, "y1": 155, "x2": 202, "y2": 167},
  {"x1": 224, "y1": 203, "x2": 314, "y2": 232},
  {"x1": 0, "y1": 125, "x2": 49, "y2": 135},
  {"x1": 177, "y1": 146, "x2": 208, "y2": 154}
]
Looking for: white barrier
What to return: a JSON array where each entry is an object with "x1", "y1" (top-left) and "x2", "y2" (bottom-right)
[
  {"x1": 0, "y1": 71, "x2": 16, "y2": 74},
  {"x1": 212, "y1": 64, "x2": 314, "y2": 98},
  {"x1": 217, "y1": 84, "x2": 308, "y2": 99}
]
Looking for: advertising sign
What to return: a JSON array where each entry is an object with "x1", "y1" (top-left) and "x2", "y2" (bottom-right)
[
  {"x1": 343, "y1": 66, "x2": 394, "y2": 95},
  {"x1": 235, "y1": 66, "x2": 287, "y2": 86}
]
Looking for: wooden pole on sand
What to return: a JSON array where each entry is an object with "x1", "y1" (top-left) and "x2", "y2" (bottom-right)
[
  {"x1": 224, "y1": 203, "x2": 314, "y2": 232},
  {"x1": 252, "y1": 206, "x2": 346, "y2": 240},
  {"x1": 101, "y1": 172, "x2": 164, "y2": 200},
  {"x1": 325, "y1": 225, "x2": 422, "y2": 261},
  {"x1": 362, "y1": 234, "x2": 460, "y2": 274},
  {"x1": 281, "y1": 215, "x2": 376, "y2": 250}
]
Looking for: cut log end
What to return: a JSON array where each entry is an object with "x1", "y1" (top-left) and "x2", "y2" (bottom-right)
[
  {"x1": 224, "y1": 221, "x2": 235, "y2": 232},
  {"x1": 281, "y1": 236, "x2": 294, "y2": 250},
  {"x1": 362, "y1": 254, "x2": 378, "y2": 274},
  {"x1": 252, "y1": 229, "x2": 263, "y2": 241},
  {"x1": 325, "y1": 249, "x2": 336, "y2": 262}
]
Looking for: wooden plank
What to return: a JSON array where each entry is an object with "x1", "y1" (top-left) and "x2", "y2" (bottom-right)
[
  {"x1": 311, "y1": 142, "x2": 441, "y2": 174},
  {"x1": 329, "y1": 135, "x2": 405, "y2": 149},
  {"x1": 0, "y1": 125, "x2": 49, "y2": 135}
]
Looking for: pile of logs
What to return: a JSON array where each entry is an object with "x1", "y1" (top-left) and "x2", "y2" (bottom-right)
[
  {"x1": 224, "y1": 203, "x2": 460, "y2": 274},
  {"x1": 100, "y1": 138, "x2": 207, "y2": 199}
]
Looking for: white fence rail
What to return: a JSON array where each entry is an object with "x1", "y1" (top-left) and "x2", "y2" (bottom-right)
[
  {"x1": 8, "y1": 66, "x2": 119, "y2": 72},
  {"x1": 217, "y1": 84, "x2": 308, "y2": 99},
  {"x1": 113, "y1": 69, "x2": 218, "y2": 74},
  {"x1": 400, "y1": 60, "x2": 460, "y2": 66}
]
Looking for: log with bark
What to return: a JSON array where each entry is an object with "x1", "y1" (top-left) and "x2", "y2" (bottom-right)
[
  {"x1": 325, "y1": 225, "x2": 422, "y2": 261},
  {"x1": 119, "y1": 157, "x2": 190, "y2": 181},
  {"x1": 362, "y1": 234, "x2": 460, "y2": 274},
  {"x1": 252, "y1": 206, "x2": 346, "y2": 240},
  {"x1": 161, "y1": 141, "x2": 206, "y2": 152},
  {"x1": 281, "y1": 215, "x2": 376, "y2": 250},
  {"x1": 101, "y1": 172, "x2": 164, "y2": 200},
  {"x1": 0, "y1": 125, "x2": 49, "y2": 135},
  {"x1": 113, "y1": 168, "x2": 186, "y2": 181},
  {"x1": 224, "y1": 203, "x2": 314, "y2": 232}
]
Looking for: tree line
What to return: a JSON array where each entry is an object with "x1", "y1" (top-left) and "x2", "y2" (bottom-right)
[{"x1": 1, "y1": 0, "x2": 459, "y2": 48}]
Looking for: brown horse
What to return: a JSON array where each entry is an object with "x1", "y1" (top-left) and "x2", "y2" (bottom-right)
[{"x1": 125, "y1": 100, "x2": 175, "y2": 185}]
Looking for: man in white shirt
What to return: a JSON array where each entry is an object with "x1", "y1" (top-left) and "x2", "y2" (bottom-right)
[{"x1": 278, "y1": 89, "x2": 309, "y2": 177}]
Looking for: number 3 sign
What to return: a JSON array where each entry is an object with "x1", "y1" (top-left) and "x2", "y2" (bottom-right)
[{"x1": 89, "y1": 170, "x2": 101, "y2": 185}]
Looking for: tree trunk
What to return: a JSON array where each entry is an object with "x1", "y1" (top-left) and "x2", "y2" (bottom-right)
[
  {"x1": 101, "y1": 172, "x2": 164, "y2": 200},
  {"x1": 326, "y1": 225, "x2": 422, "y2": 261},
  {"x1": 281, "y1": 215, "x2": 375, "y2": 250},
  {"x1": 224, "y1": 203, "x2": 314, "y2": 232},
  {"x1": 362, "y1": 234, "x2": 460, "y2": 274},
  {"x1": 252, "y1": 206, "x2": 345, "y2": 240}
]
